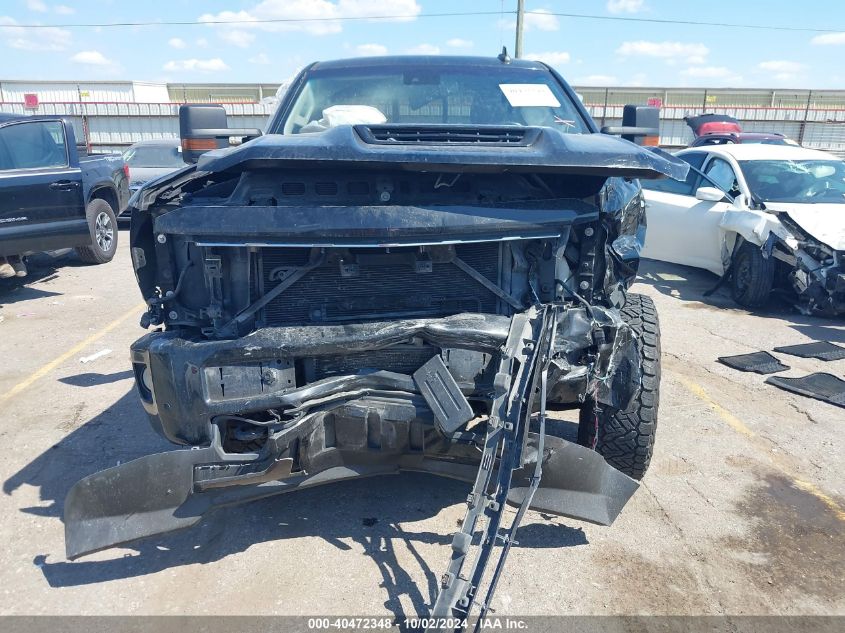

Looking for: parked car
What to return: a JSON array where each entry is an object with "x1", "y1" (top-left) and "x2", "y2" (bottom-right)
[
  {"x1": 65, "y1": 54, "x2": 689, "y2": 618},
  {"x1": 685, "y1": 113, "x2": 797, "y2": 147},
  {"x1": 119, "y1": 139, "x2": 185, "y2": 225},
  {"x1": 641, "y1": 143, "x2": 845, "y2": 315},
  {"x1": 0, "y1": 114, "x2": 129, "y2": 275},
  {"x1": 690, "y1": 131, "x2": 798, "y2": 147}
]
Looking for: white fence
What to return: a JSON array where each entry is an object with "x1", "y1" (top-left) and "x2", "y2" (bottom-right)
[
  {"x1": 0, "y1": 101, "x2": 276, "y2": 153},
  {"x1": 3, "y1": 91, "x2": 845, "y2": 156}
]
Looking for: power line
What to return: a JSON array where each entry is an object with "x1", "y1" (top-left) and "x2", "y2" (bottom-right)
[
  {"x1": 0, "y1": 9, "x2": 839, "y2": 34},
  {"x1": 0, "y1": 10, "x2": 507, "y2": 29},
  {"x1": 529, "y1": 11, "x2": 843, "y2": 34}
]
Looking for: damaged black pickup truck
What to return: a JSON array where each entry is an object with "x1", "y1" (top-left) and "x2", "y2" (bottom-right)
[{"x1": 65, "y1": 55, "x2": 686, "y2": 620}]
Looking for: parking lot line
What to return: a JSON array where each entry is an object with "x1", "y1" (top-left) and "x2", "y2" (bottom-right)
[
  {"x1": 676, "y1": 373, "x2": 845, "y2": 523},
  {"x1": 0, "y1": 301, "x2": 145, "y2": 406},
  {"x1": 676, "y1": 375, "x2": 755, "y2": 438}
]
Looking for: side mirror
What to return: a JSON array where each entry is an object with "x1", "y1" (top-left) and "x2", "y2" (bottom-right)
[
  {"x1": 695, "y1": 186, "x2": 726, "y2": 202},
  {"x1": 601, "y1": 105, "x2": 660, "y2": 146},
  {"x1": 179, "y1": 104, "x2": 263, "y2": 164}
]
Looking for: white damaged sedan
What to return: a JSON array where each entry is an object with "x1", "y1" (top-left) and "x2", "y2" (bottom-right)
[{"x1": 641, "y1": 144, "x2": 845, "y2": 315}]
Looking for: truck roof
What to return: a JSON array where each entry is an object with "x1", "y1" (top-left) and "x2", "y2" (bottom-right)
[
  {"x1": 309, "y1": 55, "x2": 549, "y2": 71},
  {"x1": 0, "y1": 112, "x2": 27, "y2": 124}
]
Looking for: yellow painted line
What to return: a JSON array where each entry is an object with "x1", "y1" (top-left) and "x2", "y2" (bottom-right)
[
  {"x1": 793, "y1": 479, "x2": 845, "y2": 522},
  {"x1": 0, "y1": 301, "x2": 145, "y2": 406},
  {"x1": 676, "y1": 373, "x2": 845, "y2": 523},
  {"x1": 676, "y1": 375, "x2": 755, "y2": 438}
]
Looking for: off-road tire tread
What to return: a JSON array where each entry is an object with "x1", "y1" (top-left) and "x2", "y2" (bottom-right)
[{"x1": 593, "y1": 293, "x2": 661, "y2": 479}]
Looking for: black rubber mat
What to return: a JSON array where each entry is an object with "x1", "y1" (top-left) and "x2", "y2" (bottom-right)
[
  {"x1": 717, "y1": 351, "x2": 790, "y2": 374},
  {"x1": 773, "y1": 341, "x2": 845, "y2": 361},
  {"x1": 765, "y1": 373, "x2": 845, "y2": 409}
]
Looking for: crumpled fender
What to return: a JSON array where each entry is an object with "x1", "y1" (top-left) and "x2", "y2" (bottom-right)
[{"x1": 719, "y1": 207, "x2": 792, "y2": 248}]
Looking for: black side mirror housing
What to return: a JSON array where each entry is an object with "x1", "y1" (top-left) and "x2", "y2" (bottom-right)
[
  {"x1": 179, "y1": 104, "x2": 263, "y2": 164},
  {"x1": 601, "y1": 105, "x2": 660, "y2": 146}
]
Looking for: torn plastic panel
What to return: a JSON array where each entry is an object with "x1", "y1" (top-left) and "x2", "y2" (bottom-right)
[
  {"x1": 65, "y1": 304, "x2": 639, "y2": 562},
  {"x1": 718, "y1": 207, "x2": 845, "y2": 315}
]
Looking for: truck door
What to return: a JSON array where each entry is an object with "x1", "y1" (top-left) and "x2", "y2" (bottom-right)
[{"x1": 0, "y1": 119, "x2": 88, "y2": 256}]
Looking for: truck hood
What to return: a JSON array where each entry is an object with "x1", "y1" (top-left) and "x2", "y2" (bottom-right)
[
  {"x1": 764, "y1": 202, "x2": 845, "y2": 251},
  {"x1": 194, "y1": 125, "x2": 688, "y2": 181}
]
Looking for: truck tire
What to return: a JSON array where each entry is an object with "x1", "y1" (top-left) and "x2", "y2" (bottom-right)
[
  {"x1": 76, "y1": 198, "x2": 118, "y2": 264},
  {"x1": 730, "y1": 241, "x2": 774, "y2": 308},
  {"x1": 577, "y1": 293, "x2": 660, "y2": 480}
]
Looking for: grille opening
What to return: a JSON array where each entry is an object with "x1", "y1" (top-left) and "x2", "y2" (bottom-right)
[
  {"x1": 315, "y1": 182, "x2": 339, "y2": 196},
  {"x1": 258, "y1": 243, "x2": 502, "y2": 326},
  {"x1": 359, "y1": 125, "x2": 532, "y2": 146},
  {"x1": 281, "y1": 182, "x2": 306, "y2": 196}
]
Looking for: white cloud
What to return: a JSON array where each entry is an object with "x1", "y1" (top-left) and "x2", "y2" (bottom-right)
[
  {"x1": 607, "y1": 0, "x2": 644, "y2": 13},
  {"x1": 572, "y1": 74, "x2": 619, "y2": 86},
  {"x1": 168, "y1": 37, "x2": 187, "y2": 49},
  {"x1": 525, "y1": 9, "x2": 559, "y2": 32},
  {"x1": 811, "y1": 32, "x2": 845, "y2": 45},
  {"x1": 163, "y1": 58, "x2": 230, "y2": 73},
  {"x1": 26, "y1": 0, "x2": 48, "y2": 13},
  {"x1": 446, "y1": 38, "x2": 473, "y2": 48},
  {"x1": 406, "y1": 43, "x2": 440, "y2": 55},
  {"x1": 219, "y1": 29, "x2": 255, "y2": 48},
  {"x1": 617, "y1": 40, "x2": 709, "y2": 64},
  {"x1": 249, "y1": 52, "x2": 271, "y2": 64},
  {"x1": 71, "y1": 50, "x2": 114, "y2": 66},
  {"x1": 625, "y1": 72, "x2": 648, "y2": 87},
  {"x1": 0, "y1": 16, "x2": 71, "y2": 51},
  {"x1": 758, "y1": 60, "x2": 804, "y2": 73},
  {"x1": 355, "y1": 43, "x2": 388, "y2": 56},
  {"x1": 196, "y1": 37, "x2": 209, "y2": 47},
  {"x1": 199, "y1": 0, "x2": 421, "y2": 39},
  {"x1": 524, "y1": 51, "x2": 571, "y2": 67},
  {"x1": 54, "y1": 5, "x2": 75, "y2": 15},
  {"x1": 680, "y1": 66, "x2": 742, "y2": 84}
]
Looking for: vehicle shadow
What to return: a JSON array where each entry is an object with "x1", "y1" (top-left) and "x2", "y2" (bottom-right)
[
  {"x1": 6, "y1": 389, "x2": 589, "y2": 617},
  {"x1": 0, "y1": 251, "x2": 85, "y2": 307},
  {"x1": 58, "y1": 370, "x2": 135, "y2": 387},
  {"x1": 637, "y1": 258, "x2": 844, "y2": 326},
  {"x1": 636, "y1": 258, "x2": 742, "y2": 311}
]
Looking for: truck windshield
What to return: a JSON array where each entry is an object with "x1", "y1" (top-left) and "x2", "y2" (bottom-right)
[{"x1": 276, "y1": 64, "x2": 589, "y2": 135}]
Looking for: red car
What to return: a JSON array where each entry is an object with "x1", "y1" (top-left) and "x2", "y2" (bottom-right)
[{"x1": 685, "y1": 113, "x2": 797, "y2": 147}]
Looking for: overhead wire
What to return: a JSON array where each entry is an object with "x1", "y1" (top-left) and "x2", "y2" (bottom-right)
[{"x1": 1, "y1": 10, "x2": 840, "y2": 34}]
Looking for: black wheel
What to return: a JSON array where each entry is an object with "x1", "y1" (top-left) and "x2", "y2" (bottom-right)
[
  {"x1": 577, "y1": 293, "x2": 660, "y2": 480},
  {"x1": 730, "y1": 241, "x2": 774, "y2": 308},
  {"x1": 76, "y1": 198, "x2": 118, "y2": 264}
]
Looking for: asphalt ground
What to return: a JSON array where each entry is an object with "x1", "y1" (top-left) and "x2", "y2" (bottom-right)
[{"x1": 0, "y1": 237, "x2": 842, "y2": 618}]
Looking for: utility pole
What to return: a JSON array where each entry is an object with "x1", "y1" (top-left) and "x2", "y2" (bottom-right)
[{"x1": 515, "y1": 0, "x2": 525, "y2": 58}]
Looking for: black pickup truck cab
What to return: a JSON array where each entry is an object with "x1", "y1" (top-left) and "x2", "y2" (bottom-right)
[
  {"x1": 66, "y1": 55, "x2": 688, "y2": 618},
  {"x1": 0, "y1": 114, "x2": 129, "y2": 265}
]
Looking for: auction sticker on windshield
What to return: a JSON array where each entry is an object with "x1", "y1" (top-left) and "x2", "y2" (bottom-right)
[{"x1": 499, "y1": 83, "x2": 561, "y2": 107}]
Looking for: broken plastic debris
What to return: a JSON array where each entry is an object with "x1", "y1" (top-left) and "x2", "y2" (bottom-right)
[{"x1": 80, "y1": 349, "x2": 111, "y2": 364}]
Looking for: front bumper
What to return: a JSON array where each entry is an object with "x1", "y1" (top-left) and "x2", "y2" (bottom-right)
[
  {"x1": 130, "y1": 309, "x2": 640, "y2": 447},
  {"x1": 67, "y1": 306, "x2": 641, "y2": 560}
]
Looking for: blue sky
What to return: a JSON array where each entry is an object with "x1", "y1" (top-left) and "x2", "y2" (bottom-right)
[{"x1": 1, "y1": 0, "x2": 844, "y2": 88}]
